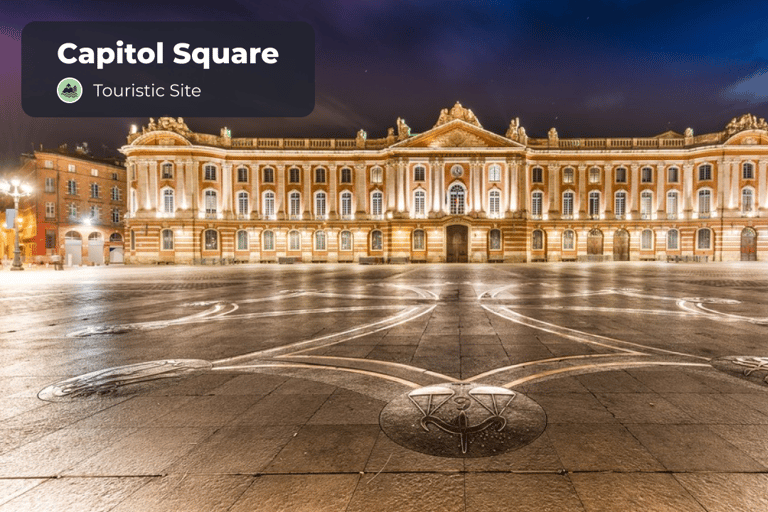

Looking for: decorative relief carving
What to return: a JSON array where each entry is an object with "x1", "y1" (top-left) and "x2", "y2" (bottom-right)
[
  {"x1": 431, "y1": 130, "x2": 487, "y2": 148},
  {"x1": 725, "y1": 113, "x2": 768, "y2": 136},
  {"x1": 434, "y1": 101, "x2": 482, "y2": 128}
]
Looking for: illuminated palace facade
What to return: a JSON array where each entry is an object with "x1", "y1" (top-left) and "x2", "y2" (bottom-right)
[{"x1": 121, "y1": 104, "x2": 768, "y2": 264}]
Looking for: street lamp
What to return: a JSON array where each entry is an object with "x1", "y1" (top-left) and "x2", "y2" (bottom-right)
[{"x1": 0, "y1": 178, "x2": 33, "y2": 271}]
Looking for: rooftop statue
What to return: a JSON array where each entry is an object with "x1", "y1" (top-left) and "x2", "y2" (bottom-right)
[
  {"x1": 725, "y1": 113, "x2": 768, "y2": 136},
  {"x1": 433, "y1": 101, "x2": 482, "y2": 128},
  {"x1": 144, "y1": 117, "x2": 191, "y2": 136}
]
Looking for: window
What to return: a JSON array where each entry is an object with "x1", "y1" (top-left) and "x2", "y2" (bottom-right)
[
  {"x1": 237, "y1": 167, "x2": 248, "y2": 183},
  {"x1": 341, "y1": 191, "x2": 353, "y2": 217},
  {"x1": 315, "y1": 192, "x2": 327, "y2": 218},
  {"x1": 371, "y1": 230, "x2": 383, "y2": 251},
  {"x1": 43, "y1": 202, "x2": 54, "y2": 218},
  {"x1": 562, "y1": 230, "x2": 575, "y2": 251},
  {"x1": 371, "y1": 167, "x2": 383, "y2": 183},
  {"x1": 289, "y1": 192, "x2": 301, "y2": 217},
  {"x1": 742, "y1": 188, "x2": 754, "y2": 213},
  {"x1": 237, "y1": 191, "x2": 249, "y2": 216},
  {"x1": 413, "y1": 229, "x2": 426, "y2": 251},
  {"x1": 531, "y1": 167, "x2": 543, "y2": 183},
  {"x1": 315, "y1": 167, "x2": 326, "y2": 183},
  {"x1": 44, "y1": 160, "x2": 53, "y2": 169},
  {"x1": 90, "y1": 183, "x2": 100, "y2": 199},
  {"x1": 237, "y1": 230, "x2": 249, "y2": 251},
  {"x1": 111, "y1": 208, "x2": 120, "y2": 223},
  {"x1": 531, "y1": 191, "x2": 543, "y2": 217},
  {"x1": 641, "y1": 229, "x2": 654, "y2": 250},
  {"x1": 414, "y1": 190, "x2": 426, "y2": 217},
  {"x1": 589, "y1": 167, "x2": 601, "y2": 184},
  {"x1": 532, "y1": 229, "x2": 544, "y2": 250},
  {"x1": 589, "y1": 191, "x2": 600, "y2": 217},
  {"x1": 641, "y1": 191, "x2": 653, "y2": 219},
  {"x1": 667, "y1": 229, "x2": 679, "y2": 250},
  {"x1": 263, "y1": 230, "x2": 275, "y2": 251},
  {"x1": 204, "y1": 229, "x2": 218, "y2": 250},
  {"x1": 111, "y1": 186, "x2": 121, "y2": 201},
  {"x1": 110, "y1": 233, "x2": 123, "y2": 243},
  {"x1": 668, "y1": 167, "x2": 679, "y2": 183},
  {"x1": 204, "y1": 190, "x2": 217, "y2": 215},
  {"x1": 371, "y1": 191, "x2": 383, "y2": 217},
  {"x1": 562, "y1": 191, "x2": 574, "y2": 217},
  {"x1": 112, "y1": 172, "x2": 118, "y2": 181},
  {"x1": 698, "y1": 189, "x2": 711, "y2": 216},
  {"x1": 263, "y1": 191, "x2": 275, "y2": 218},
  {"x1": 68, "y1": 203, "x2": 77, "y2": 218},
  {"x1": 68, "y1": 164, "x2": 76, "y2": 172},
  {"x1": 449, "y1": 184, "x2": 465, "y2": 215},
  {"x1": 89, "y1": 205, "x2": 99, "y2": 220},
  {"x1": 288, "y1": 230, "x2": 301, "y2": 251},
  {"x1": 161, "y1": 163, "x2": 173, "y2": 179},
  {"x1": 667, "y1": 191, "x2": 678, "y2": 218},
  {"x1": 414, "y1": 165, "x2": 426, "y2": 182},
  {"x1": 697, "y1": 229, "x2": 712, "y2": 250},
  {"x1": 45, "y1": 177, "x2": 55, "y2": 193},
  {"x1": 91, "y1": 169, "x2": 98, "y2": 177},
  {"x1": 289, "y1": 167, "x2": 300, "y2": 183},
  {"x1": 262, "y1": 167, "x2": 274, "y2": 183},
  {"x1": 341, "y1": 167, "x2": 352, "y2": 183},
  {"x1": 161, "y1": 229, "x2": 174, "y2": 250},
  {"x1": 315, "y1": 231, "x2": 326, "y2": 251},
  {"x1": 67, "y1": 180, "x2": 77, "y2": 195},
  {"x1": 130, "y1": 230, "x2": 136, "y2": 250},
  {"x1": 562, "y1": 168, "x2": 574, "y2": 184},
  {"x1": 340, "y1": 230, "x2": 352, "y2": 251},
  {"x1": 698, "y1": 164, "x2": 712, "y2": 181},
  {"x1": 163, "y1": 188, "x2": 174, "y2": 213},
  {"x1": 489, "y1": 190, "x2": 501, "y2": 216},
  {"x1": 641, "y1": 167, "x2": 653, "y2": 183},
  {"x1": 615, "y1": 167, "x2": 627, "y2": 183},
  {"x1": 489, "y1": 229, "x2": 501, "y2": 251},
  {"x1": 204, "y1": 164, "x2": 216, "y2": 181},
  {"x1": 743, "y1": 162, "x2": 755, "y2": 180},
  {"x1": 489, "y1": 164, "x2": 501, "y2": 182},
  {"x1": 615, "y1": 191, "x2": 626, "y2": 217},
  {"x1": 45, "y1": 230, "x2": 55, "y2": 249}
]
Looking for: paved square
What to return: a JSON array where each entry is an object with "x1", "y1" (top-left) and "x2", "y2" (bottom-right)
[{"x1": 1, "y1": 262, "x2": 768, "y2": 511}]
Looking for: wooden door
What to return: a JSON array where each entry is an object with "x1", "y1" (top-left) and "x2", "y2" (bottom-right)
[
  {"x1": 613, "y1": 229, "x2": 629, "y2": 261},
  {"x1": 587, "y1": 229, "x2": 603, "y2": 259},
  {"x1": 741, "y1": 228, "x2": 757, "y2": 261},
  {"x1": 446, "y1": 225, "x2": 468, "y2": 263}
]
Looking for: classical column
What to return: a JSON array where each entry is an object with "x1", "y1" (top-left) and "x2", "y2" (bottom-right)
[
  {"x1": 189, "y1": 159, "x2": 198, "y2": 215},
  {"x1": 683, "y1": 163, "x2": 693, "y2": 218},
  {"x1": 480, "y1": 160, "x2": 487, "y2": 213},
  {"x1": 276, "y1": 164, "x2": 286, "y2": 219},
  {"x1": 302, "y1": 165, "x2": 311, "y2": 218},
  {"x1": 523, "y1": 163, "x2": 531, "y2": 214},
  {"x1": 431, "y1": 159, "x2": 442, "y2": 214},
  {"x1": 250, "y1": 164, "x2": 259, "y2": 216},
  {"x1": 397, "y1": 159, "x2": 406, "y2": 213},
  {"x1": 175, "y1": 159, "x2": 185, "y2": 210},
  {"x1": 148, "y1": 160, "x2": 158, "y2": 211},
  {"x1": 603, "y1": 166, "x2": 612, "y2": 216},
  {"x1": 328, "y1": 164, "x2": 338, "y2": 219},
  {"x1": 355, "y1": 163, "x2": 367, "y2": 215},
  {"x1": 428, "y1": 159, "x2": 435, "y2": 214},
  {"x1": 630, "y1": 164, "x2": 639, "y2": 215},
  {"x1": 386, "y1": 162, "x2": 396, "y2": 213},
  {"x1": 508, "y1": 159, "x2": 518, "y2": 213},
  {"x1": 548, "y1": 164, "x2": 560, "y2": 217},
  {"x1": 656, "y1": 164, "x2": 665, "y2": 216},
  {"x1": 730, "y1": 159, "x2": 739, "y2": 210},
  {"x1": 577, "y1": 164, "x2": 586, "y2": 216},
  {"x1": 137, "y1": 159, "x2": 149, "y2": 211},
  {"x1": 759, "y1": 160, "x2": 767, "y2": 212},
  {"x1": 404, "y1": 161, "x2": 411, "y2": 213},
  {"x1": 222, "y1": 163, "x2": 233, "y2": 214}
]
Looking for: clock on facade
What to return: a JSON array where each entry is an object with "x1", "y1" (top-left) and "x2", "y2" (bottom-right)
[{"x1": 451, "y1": 165, "x2": 464, "y2": 178}]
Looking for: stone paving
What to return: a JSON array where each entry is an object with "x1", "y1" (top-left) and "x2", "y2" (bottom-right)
[{"x1": 1, "y1": 262, "x2": 768, "y2": 511}]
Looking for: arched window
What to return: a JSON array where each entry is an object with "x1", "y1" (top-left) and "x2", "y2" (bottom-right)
[
  {"x1": 371, "y1": 230, "x2": 383, "y2": 251},
  {"x1": 340, "y1": 167, "x2": 352, "y2": 183},
  {"x1": 562, "y1": 167, "x2": 574, "y2": 184},
  {"x1": 204, "y1": 190, "x2": 217, "y2": 216},
  {"x1": 262, "y1": 230, "x2": 275, "y2": 251},
  {"x1": 489, "y1": 164, "x2": 501, "y2": 182},
  {"x1": 667, "y1": 229, "x2": 679, "y2": 250},
  {"x1": 289, "y1": 191, "x2": 301, "y2": 217},
  {"x1": 237, "y1": 191, "x2": 249, "y2": 216},
  {"x1": 589, "y1": 191, "x2": 600, "y2": 217},
  {"x1": 614, "y1": 191, "x2": 627, "y2": 217},
  {"x1": 237, "y1": 167, "x2": 248, "y2": 183},
  {"x1": 204, "y1": 164, "x2": 216, "y2": 181},
  {"x1": 562, "y1": 191, "x2": 574, "y2": 217},
  {"x1": 161, "y1": 162, "x2": 173, "y2": 179},
  {"x1": 161, "y1": 229, "x2": 174, "y2": 250},
  {"x1": 641, "y1": 229, "x2": 654, "y2": 250},
  {"x1": 162, "y1": 188, "x2": 174, "y2": 213},
  {"x1": 414, "y1": 189, "x2": 426, "y2": 217},
  {"x1": 413, "y1": 229, "x2": 426, "y2": 251},
  {"x1": 449, "y1": 184, "x2": 466, "y2": 215},
  {"x1": 204, "y1": 229, "x2": 218, "y2": 250},
  {"x1": 562, "y1": 229, "x2": 575, "y2": 251},
  {"x1": 640, "y1": 190, "x2": 653, "y2": 219},
  {"x1": 414, "y1": 165, "x2": 426, "y2": 182},
  {"x1": 236, "y1": 230, "x2": 249, "y2": 251},
  {"x1": 340, "y1": 230, "x2": 353, "y2": 251},
  {"x1": 742, "y1": 188, "x2": 755, "y2": 213},
  {"x1": 489, "y1": 190, "x2": 501, "y2": 216},
  {"x1": 641, "y1": 166, "x2": 653, "y2": 183},
  {"x1": 743, "y1": 162, "x2": 755, "y2": 180},
  {"x1": 315, "y1": 230, "x2": 326, "y2": 251},
  {"x1": 489, "y1": 229, "x2": 502, "y2": 251},
  {"x1": 263, "y1": 191, "x2": 275, "y2": 218},
  {"x1": 697, "y1": 228, "x2": 712, "y2": 250},
  {"x1": 531, "y1": 191, "x2": 543, "y2": 217},
  {"x1": 698, "y1": 164, "x2": 712, "y2": 181},
  {"x1": 371, "y1": 191, "x2": 383, "y2": 217},
  {"x1": 667, "y1": 191, "x2": 679, "y2": 218},
  {"x1": 109, "y1": 233, "x2": 123, "y2": 243},
  {"x1": 698, "y1": 189, "x2": 711, "y2": 216},
  {"x1": 532, "y1": 229, "x2": 544, "y2": 250},
  {"x1": 288, "y1": 230, "x2": 301, "y2": 251},
  {"x1": 289, "y1": 167, "x2": 300, "y2": 183},
  {"x1": 371, "y1": 167, "x2": 383, "y2": 184},
  {"x1": 88, "y1": 232, "x2": 102, "y2": 241},
  {"x1": 340, "y1": 191, "x2": 353, "y2": 217},
  {"x1": 315, "y1": 191, "x2": 327, "y2": 218}
]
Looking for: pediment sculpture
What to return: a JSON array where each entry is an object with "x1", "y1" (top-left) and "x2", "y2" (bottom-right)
[
  {"x1": 430, "y1": 130, "x2": 487, "y2": 148},
  {"x1": 144, "y1": 117, "x2": 191, "y2": 136},
  {"x1": 725, "y1": 113, "x2": 768, "y2": 136},
  {"x1": 434, "y1": 102, "x2": 482, "y2": 128}
]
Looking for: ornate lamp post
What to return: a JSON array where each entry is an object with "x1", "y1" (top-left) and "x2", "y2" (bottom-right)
[{"x1": 0, "y1": 179, "x2": 33, "y2": 271}]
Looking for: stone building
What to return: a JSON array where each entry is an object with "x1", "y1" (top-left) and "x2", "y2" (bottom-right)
[{"x1": 121, "y1": 105, "x2": 767, "y2": 264}]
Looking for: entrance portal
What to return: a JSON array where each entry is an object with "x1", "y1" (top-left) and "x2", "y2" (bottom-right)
[
  {"x1": 446, "y1": 225, "x2": 469, "y2": 263},
  {"x1": 741, "y1": 228, "x2": 757, "y2": 261},
  {"x1": 613, "y1": 229, "x2": 630, "y2": 261},
  {"x1": 587, "y1": 229, "x2": 603, "y2": 261}
]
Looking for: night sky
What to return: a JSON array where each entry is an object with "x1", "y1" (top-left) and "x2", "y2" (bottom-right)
[{"x1": 2, "y1": 0, "x2": 768, "y2": 168}]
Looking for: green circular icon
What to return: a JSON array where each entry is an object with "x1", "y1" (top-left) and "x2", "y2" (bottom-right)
[{"x1": 57, "y1": 78, "x2": 83, "y2": 104}]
